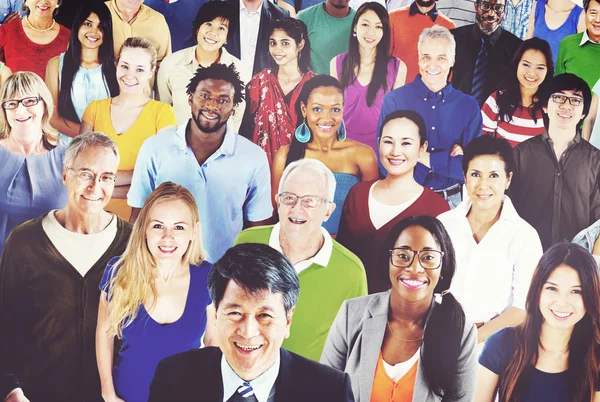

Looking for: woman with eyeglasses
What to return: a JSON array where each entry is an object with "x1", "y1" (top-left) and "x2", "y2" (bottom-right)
[
  {"x1": 0, "y1": 71, "x2": 68, "y2": 255},
  {"x1": 475, "y1": 242, "x2": 600, "y2": 402},
  {"x1": 271, "y1": 74, "x2": 379, "y2": 236},
  {"x1": 337, "y1": 110, "x2": 449, "y2": 294},
  {"x1": 437, "y1": 135, "x2": 543, "y2": 345},
  {"x1": 481, "y1": 38, "x2": 553, "y2": 147},
  {"x1": 321, "y1": 215, "x2": 477, "y2": 402}
]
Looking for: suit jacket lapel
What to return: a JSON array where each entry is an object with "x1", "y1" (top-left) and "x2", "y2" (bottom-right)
[
  {"x1": 273, "y1": 349, "x2": 292, "y2": 402},
  {"x1": 226, "y1": 0, "x2": 242, "y2": 58},
  {"x1": 206, "y1": 348, "x2": 226, "y2": 400},
  {"x1": 359, "y1": 293, "x2": 388, "y2": 402},
  {"x1": 254, "y1": 0, "x2": 271, "y2": 73}
]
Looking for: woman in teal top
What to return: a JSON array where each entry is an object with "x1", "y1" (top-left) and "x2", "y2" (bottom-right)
[{"x1": 45, "y1": 3, "x2": 118, "y2": 143}]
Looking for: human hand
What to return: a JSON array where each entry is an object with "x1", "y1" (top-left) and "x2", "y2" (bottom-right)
[
  {"x1": 450, "y1": 144, "x2": 464, "y2": 157},
  {"x1": 2, "y1": 12, "x2": 20, "y2": 24},
  {"x1": 5, "y1": 388, "x2": 30, "y2": 402}
]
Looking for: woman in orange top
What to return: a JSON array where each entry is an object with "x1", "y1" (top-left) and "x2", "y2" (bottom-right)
[{"x1": 320, "y1": 215, "x2": 477, "y2": 401}]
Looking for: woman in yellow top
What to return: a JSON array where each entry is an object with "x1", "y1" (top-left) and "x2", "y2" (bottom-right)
[{"x1": 80, "y1": 37, "x2": 176, "y2": 220}]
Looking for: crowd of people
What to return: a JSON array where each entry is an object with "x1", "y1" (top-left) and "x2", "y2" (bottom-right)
[{"x1": 1, "y1": 0, "x2": 600, "y2": 400}]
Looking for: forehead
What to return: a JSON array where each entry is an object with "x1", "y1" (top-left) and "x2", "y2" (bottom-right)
[
  {"x1": 270, "y1": 28, "x2": 294, "y2": 40},
  {"x1": 587, "y1": 0, "x2": 600, "y2": 11},
  {"x1": 220, "y1": 280, "x2": 286, "y2": 312},
  {"x1": 204, "y1": 16, "x2": 229, "y2": 26},
  {"x1": 382, "y1": 117, "x2": 420, "y2": 138},
  {"x1": 467, "y1": 154, "x2": 507, "y2": 171},
  {"x1": 194, "y1": 78, "x2": 235, "y2": 97},
  {"x1": 547, "y1": 264, "x2": 582, "y2": 285},
  {"x1": 71, "y1": 146, "x2": 118, "y2": 169},
  {"x1": 119, "y1": 47, "x2": 152, "y2": 64},
  {"x1": 148, "y1": 199, "x2": 194, "y2": 223},
  {"x1": 357, "y1": 9, "x2": 382, "y2": 23},
  {"x1": 307, "y1": 86, "x2": 343, "y2": 104},
  {"x1": 282, "y1": 168, "x2": 328, "y2": 196},
  {"x1": 420, "y1": 37, "x2": 451, "y2": 55},
  {"x1": 394, "y1": 226, "x2": 440, "y2": 249},
  {"x1": 83, "y1": 12, "x2": 100, "y2": 23},
  {"x1": 553, "y1": 88, "x2": 583, "y2": 98},
  {"x1": 520, "y1": 49, "x2": 547, "y2": 64}
]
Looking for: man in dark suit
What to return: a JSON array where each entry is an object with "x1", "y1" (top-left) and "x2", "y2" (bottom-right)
[
  {"x1": 149, "y1": 243, "x2": 355, "y2": 402},
  {"x1": 225, "y1": 0, "x2": 289, "y2": 75},
  {"x1": 450, "y1": 0, "x2": 521, "y2": 106}
]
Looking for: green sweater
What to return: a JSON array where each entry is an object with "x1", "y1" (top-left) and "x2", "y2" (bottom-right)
[
  {"x1": 235, "y1": 225, "x2": 367, "y2": 361},
  {"x1": 556, "y1": 32, "x2": 600, "y2": 92}
]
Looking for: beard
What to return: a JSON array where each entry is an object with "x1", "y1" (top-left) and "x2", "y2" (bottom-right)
[
  {"x1": 416, "y1": 0, "x2": 436, "y2": 8},
  {"x1": 476, "y1": 14, "x2": 500, "y2": 35},
  {"x1": 192, "y1": 109, "x2": 229, "y2": 133}
]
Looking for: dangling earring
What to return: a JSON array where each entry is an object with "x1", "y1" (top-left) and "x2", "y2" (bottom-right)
[
  {"x1": 337, "y1": 120, "x2": 346, "y2": 141},
  {"x1": 295, "y1": 119, "x2": 311, "y2": 143}
]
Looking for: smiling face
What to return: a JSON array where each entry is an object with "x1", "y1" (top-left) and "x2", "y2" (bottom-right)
[
  {"x1": 25, "y1": 0, "x2": 59, "y2": 18},
  {"x1": 516, "y1": 49, "x2": 548, "y2": 92},
  {"x1": 586, "y1": 0, "x2": 600, "y2": 42},
  {"x1": 63, "y1": 146, "x2": 119, "y2": 216},
  {"x1": 197, "y1": 17, "x2": 229, "y2": 53},
  {"x1": 301, "y1": 86, "x2": 344, "y2": 139},
  {"x1": 269, "y1": 29, "x2": 303, "y2": 68},
  {"x1": 78, "y1": 12, "x2": 104, "y2": 50},
  {"x1": 216, "y1": 280, "x2": 293, "y2": 381},
  {"x1": 4, "y1": 91, "x2": 45, "y2": 132},
  {"x1": 115, "y1": 47, "x2": 154, "y2": 94},
  {"x1": 145, "y1": 199, "x2": 196, "y2": 266},
  {"x1": 475, "y1": 0, "x2": 506, "y2": 35},
  {"x1": 543, "y1": 89, "x2": 586, "y2": 132},
  {"x1": 539, "y1": 265, "x2": 586, "y2": 332},
  {"x1": 277, "y1": 168, "x2": 335, "y2": 238},
  {"x1": 188, "y1": 78, "x2": 236, "y2": 134},
  {"x1": 465, "y1": 154, "x2": 512, "y2": 212},
  {"x1": 379, "y1": 117, "x2": 427, "y2": 177},
  {"x1": 389, "y1": 225, "x2": 442, "y2": 304},
  {"x1": 354, "y1": 10, "x2": 384, "y2": 49},
  {"x1": 418, "y1": 37, "x2": 454, "y2": 93}
]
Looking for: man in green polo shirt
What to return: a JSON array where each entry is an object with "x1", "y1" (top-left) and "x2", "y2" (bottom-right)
[{"x1": 234, "y1": 159, "x2": 367, "y2": 361}]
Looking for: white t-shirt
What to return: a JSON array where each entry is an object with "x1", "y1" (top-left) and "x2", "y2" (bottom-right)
[
  {"x1": 382, "y1": 347, "x2": 420, "y2": 382},
  {"x1": 368, "y1": 184, "x2": 423, "y2": 230}
]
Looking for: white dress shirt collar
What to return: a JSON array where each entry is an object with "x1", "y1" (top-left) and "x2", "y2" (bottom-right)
[
  {"x1": 268, "y1": 223, "x2": 333, "y2": 274},
  {"x1": 453, "y1": 195, "x2": 520, "y2": 222},
  {"x1": 580, "y1": 29, "x2": 600, "y2": 46},
  {"x1": 221, "y1": 352, "x2": 280, "y2": 402}
]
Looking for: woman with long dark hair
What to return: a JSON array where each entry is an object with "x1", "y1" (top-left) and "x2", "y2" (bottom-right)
[
  {"x1": 241, "y1": 18, "x2": 316, "y2": 165},
  {"x1": 321, "y1": 215, "x2": 477, "y2": 401},
  {"x1": 330, "y1": 2, "x2": 406, "y2": 151},
  {"x1": 45, "y1": 3, "x2": 118, "y2": 142},
  {"x1": 475, "y1": 242, "x2": 600, "y2": 402},
  {"x1": 481, "y1": 38, "x2": 554, "y2": 147},
  {"x1": 272, "y1": 74, "x2": 378, "y2": 235}
]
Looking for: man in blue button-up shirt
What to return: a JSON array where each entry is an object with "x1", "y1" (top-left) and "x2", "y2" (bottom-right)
[
  {"x1": 128, "y1": 63, "x2": 273, "y2": 263},
  {"x1": 378, "y1": 25, "x2": 482, "y2": 207}
]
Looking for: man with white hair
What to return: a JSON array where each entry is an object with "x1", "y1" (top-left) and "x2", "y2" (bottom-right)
[
  {"x1": 378, "y1": 25, "x2": 482, "y2": 208},
  {"x1": 234, "y1": 159, "x2": 367, "y2": 362}
]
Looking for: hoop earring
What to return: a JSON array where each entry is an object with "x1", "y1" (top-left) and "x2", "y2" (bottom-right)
[
  {"x1": 337, "y1": 120, "x2": 346, "y2": 141},
  {"x1": 295, "y1": 119, "x2": 311, "y2": 143}
]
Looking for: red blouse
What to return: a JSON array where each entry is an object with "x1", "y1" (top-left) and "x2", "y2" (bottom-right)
[{"x1": 0, "y1": 19, "x2": 70, "y2": 80}]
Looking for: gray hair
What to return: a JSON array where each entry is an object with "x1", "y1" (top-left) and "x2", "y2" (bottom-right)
[
  {"x1": 417, "y1": 25, "x2": 456, "y2": 63},
  {"x1": 64, "y1": 132, "x2": 120, "y2": 169},
  {"x1": 278, "y1": 159, "x2": 336, "y2": 201}
]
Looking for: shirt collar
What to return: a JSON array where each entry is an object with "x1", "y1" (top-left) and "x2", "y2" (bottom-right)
[
  {"x1": 472, "y1": 23, "x2": 502, "y2": 46},
  {"x1": 454, "y1": 194, "x2": 520, "y2": 222},
  {"x1": 409, "y1": 1, "x2": 438, "y2": 21},
  {"x1": 268, "y1": 223, "x2": 333, "y2": 272},
  {"x1": 580, "y1": 30, "x2": 600, "y2": 46},
  {"x1": 176, "y1": 121, "x2": 237, "y2": 157},
  {"x1": 541, "y1": 129, "x2": 581, "y2": 145},
  {"x1": 240, "y1": 0, "x2": 263, "y2": 16},
  {"x1": 412, "y1": 74, "x2": 454, "y2": 99},
  {"x1": 221, "y1": 353, "x2": 280, "y2": 402}
]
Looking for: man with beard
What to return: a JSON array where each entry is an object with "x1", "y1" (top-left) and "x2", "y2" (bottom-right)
[
  {"x1": 450, "y1": 0, "x2": 522, "y2": 106},
  {"x1": 297, "y1": 0, "x2": 355, "y2": 74},
  {"x1": 128, "y1": 63, "x2": 272, "y2": 263},
  {"x1": 389, "y1": 0, "x2": 456, "y2": 83}
]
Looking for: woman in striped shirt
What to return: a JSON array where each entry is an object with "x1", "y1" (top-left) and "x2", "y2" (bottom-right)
[{"x1": 481, "y1": 38, "x2": 553, "y2": 147}]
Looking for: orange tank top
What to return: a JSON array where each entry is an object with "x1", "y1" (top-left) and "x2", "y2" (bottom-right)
[{"x1": 370, "y1": 352, "x2": 418, "y2": 402}]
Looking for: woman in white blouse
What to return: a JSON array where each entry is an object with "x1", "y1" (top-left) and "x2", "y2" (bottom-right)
[{"x1": 437, "y1": 135, "x2": 543, "y2": 344}]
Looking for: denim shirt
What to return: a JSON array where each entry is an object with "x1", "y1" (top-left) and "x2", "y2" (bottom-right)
[
  {"x1": 0, "y1": 0, "x2": 21, "y2": 24},
  {"x1": 572, "y1": 219, "x2": 600, "y2": 253}
]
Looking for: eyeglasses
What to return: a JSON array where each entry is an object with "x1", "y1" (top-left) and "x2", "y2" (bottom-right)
[
  {"x1": 2, "y1": 96, "x2": 41, "y2": 110},
  {"x1": 67, "y1": 168, "x2": 117, "y2": 185},
  {"x1": 478, "y1": 1, "x2": 506, "y2": 14},
  {"x1": 278, "y1": 192, "x2": 330, "y2": 209},
  {"x1": 389, "y1": 248, "x2": 444, "y2": 270},
  {"x1": 551, "y1": 94, "x2": 583, "y2": 107}
]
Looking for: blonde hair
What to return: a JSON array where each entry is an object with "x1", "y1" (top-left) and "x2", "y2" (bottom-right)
[
  {"x1": 106, "y1": 182, "x2": 205, "y2": 338},
  {"x1": 0, "y1": 71, "x2": 58, "y2": 146}
]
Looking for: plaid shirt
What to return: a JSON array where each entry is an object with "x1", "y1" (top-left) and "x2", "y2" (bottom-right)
[{"x1": 501, "y1": 0, "x2": 534, "y2": 40}]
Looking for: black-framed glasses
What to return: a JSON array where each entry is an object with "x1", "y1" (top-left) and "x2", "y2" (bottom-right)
[
  {"x1": 551, "y1": 94, "x2": 583, "y2": 107},
  {"x1": 67, "y1": 168, "x2": 117, "y2": 185},
  {"x1": 277, "y1": 192, "x2": 330, "y2": 209},
  {"x1": 389, "y1": 248, "x2": 444, "y2": 270},
  {"x1": 2, "y1": 96, "x2": 41, "y2": 110},
  {"x1": 478, "y1": 1, "x2": 506, "y2": 14}
]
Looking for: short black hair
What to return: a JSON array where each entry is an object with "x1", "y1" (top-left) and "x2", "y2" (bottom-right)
[
  {"x1": 461, "y1": 135, "x2": 514, "y2": 176},
  {"x1": 583, "y1": 0, "x2": 599, "y2": 11},
  {"x1": 208, "y1": 243, "x2": 300, "y2": 315},
  {"x1": 541, "y1": 73, "x2": 592, "y2": 128},
  {"x1": 186, "y1": 63, "x2": 245, "y2": 106},
  {"x1": 192, "y1": 1, "x2": 234, "y2": 41},
  {"x1": 378, "y1": 110, "x2": 427, "y2": 146}
]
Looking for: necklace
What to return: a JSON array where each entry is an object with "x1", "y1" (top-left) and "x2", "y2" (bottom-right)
[
  {"x1": 387, "y1": 321, "x2": 423, "y2": 342},
  {"x1": 25, "y1": 16, "x2": 56, "y2": 33}
]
